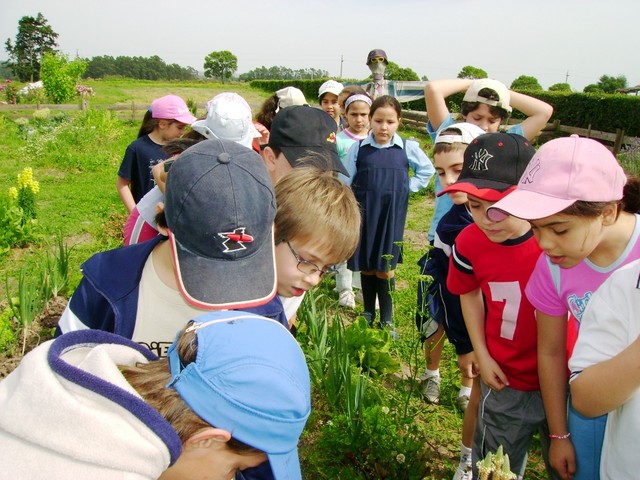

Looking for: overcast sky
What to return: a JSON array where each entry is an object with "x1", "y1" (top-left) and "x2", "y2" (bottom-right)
[{"x1": 1, "y1": 0, "x2": 637, "y2": 92}]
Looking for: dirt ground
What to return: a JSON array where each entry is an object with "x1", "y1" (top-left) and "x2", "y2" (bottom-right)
[{"x1": 0, "y1": 297, "x2": 67, "y2": 379}]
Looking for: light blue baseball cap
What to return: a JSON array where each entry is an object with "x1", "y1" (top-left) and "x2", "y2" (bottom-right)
[{"x1": 167, "y1": 311, "x2": 311, "y2": 480}]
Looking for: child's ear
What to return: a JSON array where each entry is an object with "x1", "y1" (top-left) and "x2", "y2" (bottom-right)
[
  {"x1": 183, "y1": 428, "x2": 231, "y2": 450},
  {"x1": 601, "y1": 203, "x2": 619, "y2": 226},
  {"x1": 261, "y1": 147, "x2": 277, "y2": 174}
]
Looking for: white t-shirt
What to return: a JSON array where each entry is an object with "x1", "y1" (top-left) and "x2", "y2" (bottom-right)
[
  {"x1": 569, "y1": 258, "x2": 640, "y2": 480},
  {"x1": 133, "y1": 253, "x2": 208, "y2": 357}
]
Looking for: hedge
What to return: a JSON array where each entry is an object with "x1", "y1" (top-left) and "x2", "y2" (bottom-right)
[{"x1": 250, "y1": 80, "x2": 640, "y2": 137}]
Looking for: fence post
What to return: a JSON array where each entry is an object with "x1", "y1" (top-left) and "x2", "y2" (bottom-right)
[
  {"x1": 613, "y1": 129, "x2": 625, "y2": 155},
  {"x1": 587, "y1": 123, "x2": 592, "y2": 138}
]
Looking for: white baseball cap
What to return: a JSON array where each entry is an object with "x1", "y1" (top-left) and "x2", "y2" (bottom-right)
[
  {"x1": 191, "y1": 92, "x2": 261, "y2": 149},
  {"x1": 318, "y1": 80, "x2": 344, "y2": 98}
]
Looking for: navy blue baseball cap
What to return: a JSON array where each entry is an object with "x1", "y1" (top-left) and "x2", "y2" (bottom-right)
[
  {"x1": 164, "y1": 139, "x2": 277, "y2": 309},
  {"x1": 268, "y1": 106, "x2": 348, "y2": 176}
]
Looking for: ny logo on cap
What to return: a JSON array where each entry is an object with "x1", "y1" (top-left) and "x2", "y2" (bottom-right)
[
  {"x1": 470, "y1": 149, "x2": 492, "y2": 171},
  {"x1": 521, "y1": 158, "x2": 541, "y2": 185},
  {"x1": 219, "y1": 227, "x2": 254, "y2": 253}
]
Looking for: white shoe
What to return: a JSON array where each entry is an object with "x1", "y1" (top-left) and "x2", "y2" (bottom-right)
[
  {"x1": 452, "y1": 462, "x2": 472, "y2": 480},
  {"x1": 457, "y1": 394, "x2": 470, "y2": 412},
  {"x1": 338, "y1": 290, "x2": 356, "y2": 309},
  {"x1": 419, "y1": 374, "x2": 441, "y2": 404}
]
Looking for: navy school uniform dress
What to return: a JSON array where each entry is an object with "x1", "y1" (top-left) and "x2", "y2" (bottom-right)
[{"x1": 348, "y1": 139, "x2": 408, "y2": 273}]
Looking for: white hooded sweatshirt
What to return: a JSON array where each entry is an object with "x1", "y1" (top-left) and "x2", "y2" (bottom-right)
[{"x1": 0, "y1": 330, "x2": 182, "y2": 479}]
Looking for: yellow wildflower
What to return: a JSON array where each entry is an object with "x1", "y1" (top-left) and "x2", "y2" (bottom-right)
[{"x1": 8, "y1": 187, "x2": 18, "y2": 200}]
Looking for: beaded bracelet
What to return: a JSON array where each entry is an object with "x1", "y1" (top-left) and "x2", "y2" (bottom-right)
[{"x1": 549, "y1": 432, "x2": 571, "y2": 440}]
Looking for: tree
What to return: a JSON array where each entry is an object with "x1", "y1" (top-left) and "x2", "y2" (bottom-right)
[
  {"x1": 457, "y1": 66, "x2": 487, "y2": 79},
  {"x1": 5, "y1": 13, "x2": 58, "y2": 82},
  {"x1": 204, "y1": 50, "x2": 237, "y2": 83},
  {"x1": 510, "y1": 75, "x2": 543, "y2": 91},
  {"x1": 383, "y1": 61, "x2": 420, "y2": 81},
  {"x1": 40, "y1": 52, "x2": 87, "y2": 103},
  {"x1": 548, "y1": 82, "x2": 572, "y2": 92},
  {"x1": 597, "y1": 74, "x2": 627, "y2": 93},
  {"x1": 583, "y1": 83, "x2": 603, "y2": 93}
]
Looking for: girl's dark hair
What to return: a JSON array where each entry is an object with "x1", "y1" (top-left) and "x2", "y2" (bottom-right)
[
  {"x1": 256, "y1": 93, "x2": 279, "y2": 131},
  {"x1": 162, "y1": 138, "x2": 201, "y2": 156},
  {"x1": 137, "y1": 110, "x2": 162, "y2": 138},
  {"x1": 369, "y1": 95, "x2": 402, "y2": 119},
  {"x1": 461, "y1": 87, "x2": 509, "y2": 120},
  {"x1": 560, "y1": 176, "x2": 640, "y2": 217}
]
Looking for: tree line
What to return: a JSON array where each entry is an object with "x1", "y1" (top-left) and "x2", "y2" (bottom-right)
[{"x1": 2, "y1": 13, "x2": 632, "y2": 94}]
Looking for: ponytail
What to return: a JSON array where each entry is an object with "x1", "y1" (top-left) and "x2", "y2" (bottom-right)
[{"x1": 621, "y1": 176, "x2": 640, "y2": 214}]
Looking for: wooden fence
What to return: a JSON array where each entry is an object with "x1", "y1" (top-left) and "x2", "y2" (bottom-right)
[
  {"x1": 402, "y1": 110, "x2": 637, "y2": 154},
  {"x1": 1, "y1": 102, "x2": 637, "y2": 154}
]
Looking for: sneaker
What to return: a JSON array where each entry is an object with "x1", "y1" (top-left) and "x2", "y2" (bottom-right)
[
  {"x1": 338, "y1": 290, "x2": 356, "y2": 309},
  {"x1": 420, "y1": 374, "x2": 441, "y2": 404},
  {"x1": 452, "y1": 463, "x2": 472, "y2": 480},
  {"x1": 457, "y1": 394, "x2": 470, "y2": 412}
]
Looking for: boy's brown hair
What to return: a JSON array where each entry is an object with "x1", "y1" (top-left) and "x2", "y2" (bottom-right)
[
  {"x1": 274, "y1": 165, "x2": 361, "y2": 265},
  {"x1": 120, "y1": 325, "x2": 258, "y2": 453}
]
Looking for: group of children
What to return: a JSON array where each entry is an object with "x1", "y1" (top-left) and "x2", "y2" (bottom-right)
[
  {"x1": 2, "y1": 71, "x2": 637, "y2": 480},
  {"x1": 417, "y1": 76, "x2": 640, "y2": 480}
]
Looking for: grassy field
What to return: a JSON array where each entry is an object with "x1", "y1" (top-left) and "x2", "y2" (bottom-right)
[{"x1": 0, "y1": 80, "x2": 551, "y2": 479}]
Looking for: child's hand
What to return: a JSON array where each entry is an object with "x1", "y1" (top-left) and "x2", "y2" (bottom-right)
[
  {"x1": 253, "y1": 121, "x2": 270, "y2": 147},
  {"x1": 152, "y1": 161, "x2": 169, "y2": 194},
  {"x1": 457, "y1": 352, "x2": 478, "y2": 379},
  {"x1": 549, "y1": 438, "x2": 576, "y2": 480},
  {"x1": 478, "y1": 355, "x2": 509, "y2": 391}
]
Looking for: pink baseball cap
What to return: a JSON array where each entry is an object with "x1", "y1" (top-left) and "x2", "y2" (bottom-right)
[
  {"x1": 150, "y1": 94, "x2": 197, "y2": 124},
  {"x1": 487, "y1": 135, "x2": 627, "y2": 221}
]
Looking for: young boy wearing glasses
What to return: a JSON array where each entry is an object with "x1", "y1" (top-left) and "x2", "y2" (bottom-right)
[{"x1": 273, "y1": 166, "x2": 361, "y2": 326}]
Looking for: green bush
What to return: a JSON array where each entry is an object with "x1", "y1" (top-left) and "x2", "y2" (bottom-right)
[{"x1": 40, "y1": 53, "x2": 88, "y2": 104}]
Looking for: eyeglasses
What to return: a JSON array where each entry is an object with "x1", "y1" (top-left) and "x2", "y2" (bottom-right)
[
  {"x1": 284, "y1": 240, "x2": 335, "y2": 278},
  {"x1": 369, "y1": 56, "x2": 386, "y2": 63}
]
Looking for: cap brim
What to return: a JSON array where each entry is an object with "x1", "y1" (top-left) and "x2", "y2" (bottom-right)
[
  {"x1": 168, "y1": 228, "x2": 277, "y2": 310},
  {"x1": 268, "y1": 449, "x2": 302, "y2": 480},
  {"x1": 280, "y1": 145, "x2": 349, "y2": 177},
  {"x1": 439, "y1": 181, "x2": 516, "y2": 202},
  {"x1": 175, "y1": 112, "x2": 197, "y2": 124},
  {"x1": 487, "y1": 189, "x2": 576, "y2": 221}
]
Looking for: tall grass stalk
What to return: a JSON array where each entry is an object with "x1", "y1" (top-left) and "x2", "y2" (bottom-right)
[{"x1": 6, "y1": 265, "x2": 44, "y2": 355}]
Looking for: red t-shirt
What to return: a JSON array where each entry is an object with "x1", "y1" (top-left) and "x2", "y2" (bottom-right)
[{"x1": 448, "y1": 224, "x2": 542, "y2": 391}]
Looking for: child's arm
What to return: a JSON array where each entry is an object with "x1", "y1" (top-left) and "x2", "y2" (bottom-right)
[
  {"x1": 342, "y1": 141, "x2": 360, "y2": 186},
  {"x1": 424, "y1": 79, "x2": 474, "y2": 132},
  {"x1": 508, "y1": 91, "x2": 553, "y2": 141},
  {"x1": 406, "y1": 141, "x2": 435, "y2": 192},
  {"x1": 572, "y1": 335, "x2": 640, "y2": 416},
  {"x1": 460, "y1": 287, "x2": 509, "y2": 390},
  {"x1": 117, "y1": 176, "x2": 136, "y2": 212},
  {"x1": 537, "y1": 311, "x2": 576, "y2": 480}
]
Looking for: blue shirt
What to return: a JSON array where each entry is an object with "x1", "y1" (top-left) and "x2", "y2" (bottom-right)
[{"x1": 343, "y1": 133, "x2": 435, "y2": 193}]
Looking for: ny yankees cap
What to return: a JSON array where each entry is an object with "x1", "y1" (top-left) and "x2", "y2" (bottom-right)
[
  {"x1": 164, "y1": 138, "x2": 277, "y2": 309},
  {"x1": 168, "y1": 311, "x2": 311, "y2": 480},
  {"x1": 487, "y1": 135, "x2": 627, "y2": 221},
  {"x1": 439, "y1": 132, "x2": 536, "y2": 202},
  {"x1": 268, "y1": 105, "x2": 348, "y2": 176}
]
